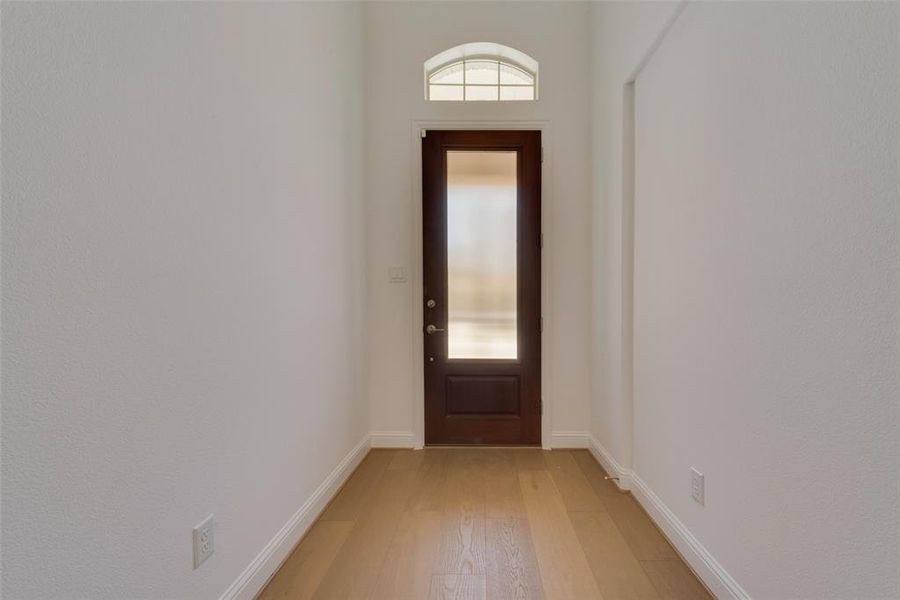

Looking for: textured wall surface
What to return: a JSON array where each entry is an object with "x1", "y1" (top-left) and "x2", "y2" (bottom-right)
[
  {"x1": 1, "y1": 3, "x2": 366, "y2": 598},
  {"x1": 633, "y1": 3, "x2": 899, "y2": 597}
]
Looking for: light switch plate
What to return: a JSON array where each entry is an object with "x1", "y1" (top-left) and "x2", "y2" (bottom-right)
[{"x1": 388, "y1": 267, "x2": 407, "y2": 283}]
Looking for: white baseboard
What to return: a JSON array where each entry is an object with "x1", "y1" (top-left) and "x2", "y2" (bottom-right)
[
  {"x1": 630, "y1": 473, "x2": 750, "y2": 600},
  {"x1": 588, "y1": 436, "x2": 749, "y2": 600},
  {"x1": 369, "y1": 430, "x2": 416, "y2": 448},
  {"x1": 549, "y1": 430, "x2": 591, "y2": 448},
  {"x1": 587, "y1": 434, "x2": 632, "y2": 491},
  {"x1": 219, "y1": 435, "x2": 370, "y2": 600}
]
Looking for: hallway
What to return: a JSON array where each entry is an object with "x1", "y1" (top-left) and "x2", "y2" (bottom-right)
[
  {"x1": 3, "y1": 2, "x2": 898, "y2": 598},
  {"x1": 259, "y1": 449, "x2": 710, "y2": 600}
]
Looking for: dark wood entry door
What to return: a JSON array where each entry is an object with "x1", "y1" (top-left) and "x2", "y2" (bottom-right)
[{"x1": 423, "y1": 130, "x2": 541, "y2": 445}]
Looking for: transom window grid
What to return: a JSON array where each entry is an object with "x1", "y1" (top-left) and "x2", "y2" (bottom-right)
[{"x1": 427, "y1": 58, "x2": 536, "y2": 102}]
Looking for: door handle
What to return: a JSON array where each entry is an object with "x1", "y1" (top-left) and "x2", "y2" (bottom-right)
[{"x1": 425, "y1": 324, "x2": 445, "y2": 334}]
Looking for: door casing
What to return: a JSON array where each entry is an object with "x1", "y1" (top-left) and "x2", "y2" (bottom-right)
[{"x1": 409, "y1": 120, "x2": 553, "y2": 449}]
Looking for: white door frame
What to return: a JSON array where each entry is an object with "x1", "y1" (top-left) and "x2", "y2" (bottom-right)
[{"x1": 409, "y1": 119, "x2": 553, "y2": 449}]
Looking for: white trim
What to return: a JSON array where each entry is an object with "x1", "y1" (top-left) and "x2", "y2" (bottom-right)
[
  {"x1": 218, "y1": 435, "x2": 370, "y2": 600},
  {"x1": 549, "y1": 431, "x2": 590, "y2": 449},
  {"x1": 621, "y1": 81, "x2": 636, "y2": 472},
  {"x1": 630, "y1": 473, "x2": 751, "y2": 600},
  {"x1": 409, "y1": 120, "x2": 554, "y2": 451},
  {"x1": 588, "y1": 435, "x2": 633, "y2": 491},
  {"x1": 369, "y1": 430, "x2": 416, "y2": 448},
  {"x1": 424, "y1": 42, "x2": 539, "y2": 74},
  {"x1": 588, "y1": 436, "x2": 749, "y2": 600}
]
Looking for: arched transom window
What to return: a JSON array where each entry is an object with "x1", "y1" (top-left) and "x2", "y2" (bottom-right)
[{"x1": 425, "y1": 42, "x2": 538, "y2": 101}]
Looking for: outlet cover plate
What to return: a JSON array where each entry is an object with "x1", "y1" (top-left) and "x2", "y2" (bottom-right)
[
  {"x1": 193, "y1": 515, "x2": 214, "y2": 569},
  {"x1": 691, "y1": 468, "x2": 704, "y2": 505}
]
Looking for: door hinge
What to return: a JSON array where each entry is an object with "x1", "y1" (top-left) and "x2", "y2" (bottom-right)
[
  {"x1": 421, "y1": 128, "x2": 427, "y2": 138},
  {"x1": 540, "y1": 146, "x2": 544, "y2": 163}
]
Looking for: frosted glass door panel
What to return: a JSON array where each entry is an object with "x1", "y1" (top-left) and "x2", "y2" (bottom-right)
[{"x1": 446, "y1": 151, "x2": 518, "y2": 359}]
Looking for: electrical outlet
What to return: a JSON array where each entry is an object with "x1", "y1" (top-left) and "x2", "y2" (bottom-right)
[
  {"x1": 691, "y1": 468, "x2": 704, "y2": 505},
  {"x1": 193, "y1": 515, "x2": 214, "y2": 569}
]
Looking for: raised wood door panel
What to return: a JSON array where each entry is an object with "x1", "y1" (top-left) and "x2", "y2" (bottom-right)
[{"x1": 422, "y1": 130, "x2": 541, "y2": 445}]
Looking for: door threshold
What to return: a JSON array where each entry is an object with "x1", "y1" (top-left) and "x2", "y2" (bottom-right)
[{"x1": 423, "y1": 444, "x2": 543, "y2": 449}]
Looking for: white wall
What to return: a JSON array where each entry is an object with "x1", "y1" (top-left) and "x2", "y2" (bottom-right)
[
  {"x1": 1, "y1": 3, "x2": 366, "y2": 598},
  {"x1": 364, "y1": 1, "x2": 593, "y2": 446},
  {"x1": 630, "y1": 2, "x2": 899, "y2": 598},
  {"x1": 589, "y1": 0, "x2": 682, "y2": 472}
]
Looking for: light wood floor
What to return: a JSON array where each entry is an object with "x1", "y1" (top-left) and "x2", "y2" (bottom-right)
[{"x1": 258, "y1": 448, "x2": 712, "y2": 600}]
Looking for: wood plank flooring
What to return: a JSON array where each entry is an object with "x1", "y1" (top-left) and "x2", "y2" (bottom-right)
[{"x1": 258, "y1": 449, "x2": 712, "y2": 600}]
